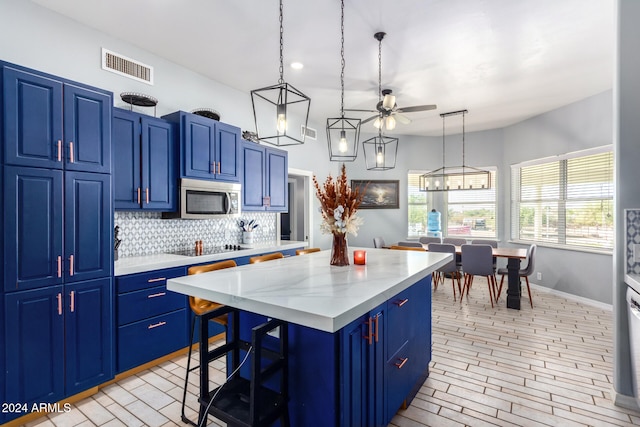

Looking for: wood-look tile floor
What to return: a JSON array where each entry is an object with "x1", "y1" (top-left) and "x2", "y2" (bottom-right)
[{"x1": 22, "y1": 278, "x2": 640, "y2": 427}]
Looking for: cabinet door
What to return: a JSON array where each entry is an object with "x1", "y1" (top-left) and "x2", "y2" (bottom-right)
[
  {"x1": 340, "y1": 315, "x2": 369, "y2": 427},
  {"x1": 215, "y1": 122, "x2": 240, "y2": 182},
  {"x1": 369, "y1": 308, "x2": 385, "y2": 427},
  {"x1": 64, "y1": 171, "x2": 112, "y2": 283},
  {"x1": 3, "y1": 66, "x2": 64, "y2": 169},
  {"x1": 266, "y1": 147, "x2": 288, "y2": 212},
  {"x1": 65, "y1": 278, "x2": 113, "y2": 395},
  {"x1": 63, "y1": 84, "x2": 111, "y2": 173},
  {"x1": 142, "y1": 116, "x2": 176, "y2": 210},
  {"x1": 4, "y1": 286, "x2": 65, "y2": 408},
  {"x1": 241, "y1": 142, "x2": 266, "y2": 211},
  {"x1": 113, "y1": 108, "x2": 141, "y2": 210},
  {"x1": 182, "y1": 113, "x2": 215, "y2": 179},
  {"x1": 4, "y1": 166, "x2": 64, "y2": 292}
]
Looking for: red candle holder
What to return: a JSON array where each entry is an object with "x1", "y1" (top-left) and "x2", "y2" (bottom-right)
[{"x1": 354, "y1": 250, "x2": 366, "y2": 265}]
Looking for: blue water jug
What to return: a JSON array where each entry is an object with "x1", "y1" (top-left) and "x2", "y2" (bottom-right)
[{"x1": 427, "y1": 209, "x2": 441, "y2": 233}]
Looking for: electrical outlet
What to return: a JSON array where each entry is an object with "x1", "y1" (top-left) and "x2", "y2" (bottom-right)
[{"x1": 536, "y1": 272, "x2": 542, "y2": 280}]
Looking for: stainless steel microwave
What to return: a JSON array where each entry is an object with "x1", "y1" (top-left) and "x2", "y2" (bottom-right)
[{"x1": 162, "y1": 178, "x2": 241, "y2": 219}]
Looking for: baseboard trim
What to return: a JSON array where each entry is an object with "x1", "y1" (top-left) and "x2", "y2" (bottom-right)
[
  {"x1": 612, "y1": 388, "x2": 640, "y2": 411},
  {"x1": 529, "y1": 282, "x2": 613, "y2": 311}
]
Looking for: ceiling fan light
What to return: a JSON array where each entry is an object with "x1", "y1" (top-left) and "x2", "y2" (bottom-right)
[
  {"x1": 373, "y1": 117, "x2": 382, "y2": 128},
  {"x1": 385, "y1": 115, "x2": 396, "y2": 130},
  {"x1": 382, "y1": 94, "x2": 396, "y2": 110}
]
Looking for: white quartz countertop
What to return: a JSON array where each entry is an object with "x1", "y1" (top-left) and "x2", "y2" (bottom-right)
[
  {"x1": 626, "y1": 273, "x2": 640, "y2": 295},
  {"x1": 114, "y1": 241, "x2": 307, "y2": 276},
  {"x1": 167, "y1": 248, "x2": 451, "y2": 333}
]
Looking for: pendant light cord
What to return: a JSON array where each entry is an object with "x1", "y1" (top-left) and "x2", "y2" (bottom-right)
[
  {"x1": 340, "y1": 0, "x2": 345, "y2": 117},
  {"x1": 442, "y1": 115, "x2": 446, "y2": 170},
  {"x1": 462, "y1": 111, "x2": 466, "y2": 169},
  {"x1": 278, "y1": 0, "x2": 284, "y2": 84}
]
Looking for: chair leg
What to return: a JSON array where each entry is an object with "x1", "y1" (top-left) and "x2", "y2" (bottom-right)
[
  {"x1": 525, "y1": 276, "x2": 533, "y2": 308},
  {"x1": 460, "y1": 273, "x2": 470, "y2": 302},
  {"x1": 486, "y1": 276, "x2": 494, "y2": 308},
  {"x1": 496, "y1": 274, "x2": 505, "y2": 301},
  {"x1": 432, "y1": 272, "x2": 439, "y2": 290},
  {"x1": 181, "y1": 315, "x2": 198, "y2": 426}
]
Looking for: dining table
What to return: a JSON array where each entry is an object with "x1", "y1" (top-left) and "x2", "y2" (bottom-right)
[{"x1": 421, "y1": 244, "x2": 528, "y2": 310}]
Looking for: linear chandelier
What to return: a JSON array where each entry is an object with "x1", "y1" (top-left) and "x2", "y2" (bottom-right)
[
  {"x1": 326, "y1": 0, "x2": 360, "y2": 162},
  {"x1": 419, "y1": 110, "x2": 491, "y2": 191},
  {"x1": 250, "y1": 0, "x2": 311, "y2": 146}
]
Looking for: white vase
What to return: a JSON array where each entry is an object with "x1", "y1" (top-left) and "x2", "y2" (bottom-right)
[{"x1": 243, "y1": 231, "x2": 254, "y2": 245}]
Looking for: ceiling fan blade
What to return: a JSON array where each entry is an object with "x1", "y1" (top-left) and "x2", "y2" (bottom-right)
[
  {"x1": 394, "y1": 113, "x2": 411, "y2": 125},
  {"x1": 361, "y1": 115, "x2": 379, "y2": 125},
  {"x1": 395, "y1": 104, "x2": 437, "y2": 113},
  {"x1": 344, "y1": 108, "x2": 378, "y2": 113}
]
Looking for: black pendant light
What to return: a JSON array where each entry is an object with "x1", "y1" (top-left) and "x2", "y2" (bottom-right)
[
  {"x1": 251, "y1": 0, "x2": 311, "y2": 146},
  {"x1": 326, "y1": 0, "x2": 360, "y2": 162},
  {"x1": 363, "y1": 32, "x2": 398, "y2": 170}
]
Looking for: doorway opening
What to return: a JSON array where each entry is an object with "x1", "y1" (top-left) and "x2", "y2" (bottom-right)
[{"x1": 279, "y1": 168, "x2": 313, "y2": 245}]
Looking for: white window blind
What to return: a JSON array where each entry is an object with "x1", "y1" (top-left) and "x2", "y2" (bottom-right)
[
  {"x1": 445, "y1": 169, "x2": 497, "y2": 238},
  {"x1": 408, "y1": 172, "x2": 429, "y2": 236},
  {"x1": 511, "y1": 147, "x2": 613, "y2": 250}
]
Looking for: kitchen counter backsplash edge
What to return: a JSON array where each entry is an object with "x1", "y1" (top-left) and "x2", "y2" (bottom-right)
[{"x1": 114, "y1": 241, "x2": 308, "y2": 276}]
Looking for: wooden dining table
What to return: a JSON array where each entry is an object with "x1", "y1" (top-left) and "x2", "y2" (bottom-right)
[{"x1": 421, "y1": 244, "x2": 528, "y2": 310}]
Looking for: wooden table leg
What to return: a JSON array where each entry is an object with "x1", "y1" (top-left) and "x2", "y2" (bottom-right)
[{"x1": 506, "y1": 257, "x2": 521, "y2": 310}]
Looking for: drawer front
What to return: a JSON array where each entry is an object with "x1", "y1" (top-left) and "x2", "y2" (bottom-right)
[
  {"x1": 118, "y1": 284, "x2": 185, "y2": 325},
  {"x1": 117, "y1": 309, "x2": 188, "y2": 372},
  {"x1": 386, "y1": 288, "x2": 414, "y2": 359},
  {"x1": 116, "y1": 266, "x2": 187, "y2": 294},
  {"x1": 385, "y1": 340, "x2": 413, "y2": 417}
]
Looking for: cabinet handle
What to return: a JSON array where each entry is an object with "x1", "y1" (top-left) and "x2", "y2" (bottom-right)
[
  {"x1": 147, "y1": 292, "x2": 166, "y2": 299},
  {"x1": 395, "y1": 357, "x2": 409, "y2": 369},
  {"x1": 363, "y1": 316, "x2": 373, "y2": 344},
  {"x1": 70, "y1": 291, "x2": 75, "y2": 313},
  {"x1": 147, "y1": 277, "x2": 166, "y2": 283},
  {"x1": 137, "y1": 187, "x2": 141, "y2": 204},
  {"x1": 146, "y1": 188, "x2": 150, "y2": 204},
  {"x1": 57, "y1": 256, "x2": 62, "y2": 278},
  {"x1": 211, "y1": 163, "x2": 216, "y2": 174},
  {"x1": 374, "y1": 313, "x2": 380, "y2": 343},
  {"x1": 69, "y1": 141, "x2": 74, "y2": 163},
  {"x1": 217, "y1": 162, "x2": 221, "y2": 174},
  {"x1": 148, "y1": 321, "x2": 167, "y2": 329},
  {"x1": 69, "y1": 254, "x2": 74, "y2": 276},
  {"x1": 57, "y1": 140, "x2": 62, "y2": 162},
  {"x1": 57, "y1": 293, "x2": 62, "y2": 316},
  {"x1": 394, "y1": 298, "x2": 409, "y2": 307}
]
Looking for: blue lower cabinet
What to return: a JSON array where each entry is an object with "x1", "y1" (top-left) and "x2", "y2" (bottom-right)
[
  {"x1": 4, "y1": 278, "x2": 113, "y2": 422},
  {"x1": 115, "y1": 267, "x2": 188, "y2": 373}
]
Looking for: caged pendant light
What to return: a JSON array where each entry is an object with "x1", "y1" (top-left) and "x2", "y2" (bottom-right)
[
  {"x1": 419, "y1": 110, "x2": 492, "y2": 191},
  {"x1": 363, "y1": 32, "x2": 398, "y2": 171},
  {"x1": 251, "y1": 0, "x2": 311, "y2": 146},
  {"x1": 326, "y1": 0, "x2": 360, "y2": 162}
]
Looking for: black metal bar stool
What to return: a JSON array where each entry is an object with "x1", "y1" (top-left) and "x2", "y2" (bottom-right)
[
  {"x1": 196, "y1": 306, "x2": 289, "y2": 427},
  {"x1": 181, "y1": 259, "x2": 237, "y2": 426}
]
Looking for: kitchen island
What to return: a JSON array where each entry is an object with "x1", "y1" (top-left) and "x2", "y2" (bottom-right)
[{"x1": 167, "y1": 248, "x2": 451, "y2": 426}]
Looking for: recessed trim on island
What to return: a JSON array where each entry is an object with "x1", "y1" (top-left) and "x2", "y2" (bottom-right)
[{"x1": 168, "y1": 248, "x2": 451, "y2": 426}]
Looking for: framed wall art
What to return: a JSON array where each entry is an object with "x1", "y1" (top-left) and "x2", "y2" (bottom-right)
[{"x1": 351, "y1": 180, "x2": 399, "y2": 209}]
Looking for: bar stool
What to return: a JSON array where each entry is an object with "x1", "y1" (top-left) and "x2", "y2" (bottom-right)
[
  {"x1": 249, "y1": 252, "x2": 284, "y2": 263},
  {"x1": 198, "y1": 310, "x2": 289, "y2": 427},
  {"x1": 181, "y1": 259, "x2": 237, "y2": 426},
  {"x1": 295, "y1": 248, "x2": 320, "y2": 255}
]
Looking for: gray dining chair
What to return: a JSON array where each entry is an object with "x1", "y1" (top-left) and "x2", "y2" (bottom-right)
[
  {"x1": 397, "y1": 241, "x2": 423, "y2": 248},
  {"x1": 419, "y1": 236, "x2": 442, "y2": 245},
  {"x1": 471, "y1": 239, "x2": 498, "y2": 269},
  {"x1": 496, "y1": 244, "x2": 536, "y2": 308},
  {"x1": 428, "y1": 243, "x2": 461, "y2": 299},
  {"x1": 373, "y1": 236, "x2": 386, "y2": 248},
  {"x1": 460, "y1": 244, "x2": 497, "y2": 307},
  {"x1": 443, "y1": 237, "x2": 467, "y2": 268}
]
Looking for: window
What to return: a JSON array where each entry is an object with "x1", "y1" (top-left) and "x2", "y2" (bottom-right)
[
  {"x1": 445, "y1": 169, "x2": 497, "y2": 238},
  {"x1": 407, "y1": 169, "x2": 497, "y2": 238},
  {"x1": 511, "y1": 147, "x2": 613, "y2": 251}
]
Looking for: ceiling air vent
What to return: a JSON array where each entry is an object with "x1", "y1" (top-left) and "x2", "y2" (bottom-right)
[
  {"x1": 101, "y1": 48, "x2": 154, "y2": 85},
  {"x1": 301, "y1": 125, "x2": 317, "y2": 141}
]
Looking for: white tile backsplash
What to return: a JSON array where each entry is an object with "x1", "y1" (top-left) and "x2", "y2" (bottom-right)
[
  {"x1": 626, "y1": 209, "x2": 640, "y2": 274},
  {"x1": 114, "y1": 211, "x2": 277, "y2": 257}
]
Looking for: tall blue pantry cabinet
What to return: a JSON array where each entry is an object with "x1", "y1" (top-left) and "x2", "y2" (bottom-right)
[{"x1": 1, "y1": 62, "x2": 114, "y2": 423}]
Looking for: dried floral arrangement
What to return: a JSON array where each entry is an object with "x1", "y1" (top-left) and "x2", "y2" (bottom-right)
[{"x1": 313, "y1": 164, "x2": 365, "y2": 235}]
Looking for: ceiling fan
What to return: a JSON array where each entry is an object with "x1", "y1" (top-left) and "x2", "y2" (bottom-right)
[{"x1": 345, "y1": 32, "x2": 437, "y2": 131}]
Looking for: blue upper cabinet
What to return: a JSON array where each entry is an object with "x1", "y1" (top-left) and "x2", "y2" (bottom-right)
[
  {"x1": 2, "y1": 65, "x2": 111, "y2": 173},
  {"x1": 241, "y1": 140, "x2": 288, "y2": 212},
  {"x1": 113, "y1": 108, "x2": 176, "y2": 210},
  {"x1": 3, "y1": 166, "x2": 64, "y2": 292},
  {"x1": 162, "y1": 111, "x2": 240, "y2": 182}
]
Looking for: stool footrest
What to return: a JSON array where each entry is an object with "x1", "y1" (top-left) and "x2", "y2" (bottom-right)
[{"x1": 200, "y1": 377, "x2": 286, "y2": 427}]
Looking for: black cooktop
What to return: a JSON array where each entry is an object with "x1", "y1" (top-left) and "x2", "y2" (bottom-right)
[{"x1": 170, "y1": 245, "x2": 247, "y2": 257}]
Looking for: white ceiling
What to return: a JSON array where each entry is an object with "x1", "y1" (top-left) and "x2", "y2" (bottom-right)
[{"x1": 32, "y1": 0, "x2": 614, "y2": 136}]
